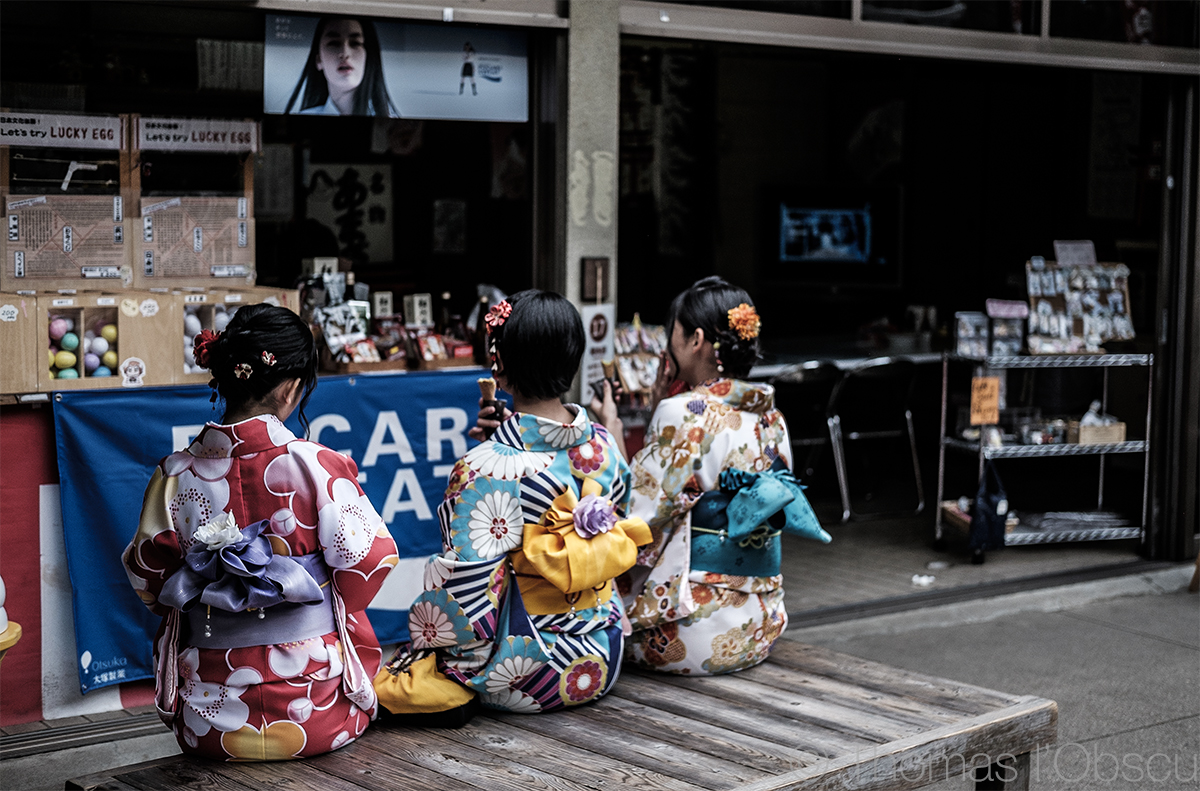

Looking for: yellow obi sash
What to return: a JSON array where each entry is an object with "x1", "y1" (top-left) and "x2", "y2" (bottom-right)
[{"x1": 513, "y1": 477, "x2": 651, "y2": 615}]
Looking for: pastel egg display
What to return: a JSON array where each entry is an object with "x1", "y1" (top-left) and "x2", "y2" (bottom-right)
[
  {"x1": 60, "y1": 332, "x2": 80, "y2": 351},
  {"x1": 55, "y1": 350, "x2": 77, "y2": 370},
  {"x1": 84, "y1": 353, "x2": 101, "y2": 373},
  {"x1": 102, "y1": 350, "x2": 118, "y2": 369},
  {"x1": 48, "y1": 317, "x2": 69, "y2": 340},
  {"x1": 90, "y1": 336, "x2": 109, "y2": 355},
  {"x1": 57, "y1": 368, "x2": 79, "y2": 379},
  {"x1": 92, "y1": 366, "x2": 112, "y2": 377},
  {"x1": 100, "y1": 324, "x2": 118, "y2": 343},
  {"x1": 184, "y1": 313, "x2": 202, "y2": 337}
]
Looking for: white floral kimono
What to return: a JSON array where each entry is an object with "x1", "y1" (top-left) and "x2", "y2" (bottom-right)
[{"x1": 620, "y1": 378, "x2": 829, "y2": 675}]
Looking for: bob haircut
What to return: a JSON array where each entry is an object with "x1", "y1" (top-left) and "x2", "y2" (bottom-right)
[
  {"x1": 284, "y1": 16, "x2": 397, "y2": 116},
  {"x1": 491, "y1": 290, "x2": 584, "y2": 401},
  {"x1": 203, "y1": 304, "x2": 321, "y2": 436},
  {"x1": 668, "y1": 276, "x2": 761, "y2": 379}
]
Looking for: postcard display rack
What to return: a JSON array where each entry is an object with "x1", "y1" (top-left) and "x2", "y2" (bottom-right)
[{"x1": 934, "y1": 353, "x2": 1152, "y2": 562}]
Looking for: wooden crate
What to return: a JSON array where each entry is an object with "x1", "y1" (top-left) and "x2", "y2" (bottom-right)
[
  {"x1": 129, "y1": 115, "x2": 259, "y2": 290},
  {"x1": 1067, "y1": 420, "x2": 1126, "y2": 445},
  {"x1": 0, "y1": 112, "x2": 134, "y2": 292},
  {"x1": 39, "y1": 290, "x2": 178, "y2": 391},
  {"x1": 0, "y1": 292, "x2": 41, "y2": 395},
  {"x1": 176, "y1": 286, "x2": 300, "y2": 384}
]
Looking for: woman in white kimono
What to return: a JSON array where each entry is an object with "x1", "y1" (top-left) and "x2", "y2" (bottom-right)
[{"x1": 594, "y1": 277, "x2": 832, "y2": 675}]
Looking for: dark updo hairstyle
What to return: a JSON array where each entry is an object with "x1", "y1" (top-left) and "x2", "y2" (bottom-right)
[
  {"x1": 668, "y1": 276, "x2": 761, "y2": 379},
  {"x1": 203, "y1": 304, "x2": 320, "y2": 435},
  {"x1": 490, "y1": 290, "x2": 584, "y2": 401}
]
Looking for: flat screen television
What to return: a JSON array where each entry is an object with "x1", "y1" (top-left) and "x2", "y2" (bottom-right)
[
  {"x1": 760, "y1": 185, "x2": 902, "y2": 292},
  {"x1": 262, "y1": 14, "x2": 528, "y2": 122}
]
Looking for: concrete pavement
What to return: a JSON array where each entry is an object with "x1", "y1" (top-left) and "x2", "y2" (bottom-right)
[{"x1": 786, "y1": 564, "x2": 1199, "y2": 790}]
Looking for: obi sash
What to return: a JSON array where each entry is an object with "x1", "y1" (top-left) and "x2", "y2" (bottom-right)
[
  {"x1": 690, "y1": 461, "x2": 831, "y2": 578},
  {"x1": 160, "y1": 518, "x2": 333, "y2": 650}
]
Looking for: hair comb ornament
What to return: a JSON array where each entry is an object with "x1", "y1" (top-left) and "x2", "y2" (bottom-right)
[
  {"x1": 728, "y1": 303, "x2": 761, "y2": 341},
  {"x1": 193, "y1": 329, "x2": 221, "y2": 368},
  {"x1": 484, "y1": 300, "x2": 512, "y2": 333},
  {"x1": 261, "y1": 350, "x2": 276, "y2": 367},
  {"x1": 233, "y1": 362, "x2": 253, "y2": 380}
]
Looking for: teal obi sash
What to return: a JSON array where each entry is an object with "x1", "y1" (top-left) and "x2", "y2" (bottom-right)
[{"x1": 690, "y1": 462, "x2": 831, "y2": 578}]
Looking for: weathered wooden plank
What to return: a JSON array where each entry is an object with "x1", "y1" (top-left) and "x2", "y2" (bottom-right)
[
  {"x1": 106, "y1": 759, "x2": 259, "y2": 791},
  {"x1": 218, "y1": 738, "x2": 475, "y2": 791},
  {"x1": 67, "y1": 757, "x2": 193, "y2": 790},
  {"x1": 768, "y1": 641, "x2": 1018, "y2": 713},
  {"x1": 610, "y1": 674, "x2": 873, "y2": 758},
  {"x1": 731, "y1": 697, "x2": 1057, "y2": 791},
  {"x1": 484, "y1": 703, "x2": 771, "y2": 789},
  {"x1": 346, "y1": 728, "x2": 575, "y2": 791},
  {"x1": 741, "y1": 661, "x2": 970, "y2": 728},
  {"x1": 424, "y1": 708, "x2": 724, "y2": 791},
  {"x1": 638, "y1": 670, "x2": 926, "y2": 743},
  {"x1": 64, "y1": 778, "x2": 144, "y2": 791},
  {"x1": 583, "y1": 692, "x2": 822, "y2": 773}
]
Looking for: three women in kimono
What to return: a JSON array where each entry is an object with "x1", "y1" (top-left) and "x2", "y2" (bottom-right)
[
  {"x1": 374, "y1": 290, "x2": 651, "y2": 720},
  {"x1": 124, "y1": 305, "x2": 399, "y2": 761}
]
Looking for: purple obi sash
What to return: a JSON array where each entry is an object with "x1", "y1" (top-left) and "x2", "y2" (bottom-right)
[
  {"x1": 160, "y1": 518, "x2": 335, "y2": 649},
  {"x1": 184, "y1": 554, "x2": 334, "y2": 649}
]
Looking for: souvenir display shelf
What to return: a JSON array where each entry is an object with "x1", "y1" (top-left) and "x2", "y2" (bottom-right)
[{"x1": 934, "y1": 352, "x2": 1153, "y2": 558}]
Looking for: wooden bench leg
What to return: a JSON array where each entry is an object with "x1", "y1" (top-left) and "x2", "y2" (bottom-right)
[{"x1": 974, "y1": 752, "x2": 1031, "y2": 790}]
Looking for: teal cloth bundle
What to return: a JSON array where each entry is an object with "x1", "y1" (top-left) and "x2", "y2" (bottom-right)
[{"x1": 690, "y1": 463, "x2": 831, "y2": 577}]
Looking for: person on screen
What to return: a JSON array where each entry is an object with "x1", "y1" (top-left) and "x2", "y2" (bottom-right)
[
  {"x1": 459, "y1": 42, "x2": 477, "y2": 95},
  {"x1": 285, "y1": 17, "x2": 397, "y2": 116}
]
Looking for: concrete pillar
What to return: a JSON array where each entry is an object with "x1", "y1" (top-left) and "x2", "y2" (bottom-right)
[{"x1": 562, "y1": 0, "x2": 621, "y2": 310}]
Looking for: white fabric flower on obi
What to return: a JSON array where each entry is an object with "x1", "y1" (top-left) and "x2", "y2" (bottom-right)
[{"x1": 193, "y1": 511, "x2": 242, "y2": 550}]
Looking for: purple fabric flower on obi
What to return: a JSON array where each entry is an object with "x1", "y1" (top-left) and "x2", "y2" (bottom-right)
[
  {"x1": 573, "y1": 494, "x2": 616, "y2": 539},
  {"x1": 160, "y1": 514, "x2": 323, "y2": 613}
]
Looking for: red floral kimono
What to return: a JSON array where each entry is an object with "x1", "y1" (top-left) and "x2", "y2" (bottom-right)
[{"x1": 123, "y1": 415, "x2": 398, "y2": 761}]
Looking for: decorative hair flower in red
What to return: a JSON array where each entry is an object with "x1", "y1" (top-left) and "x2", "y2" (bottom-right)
[
  {"x1": 193, "y1": 329, "x2": 220, "y2": 369},
  {"x1": 727, "y1": 303, "x2": 761, "y2": 341},
  {"x1": 484, "y1": 300, "x2": 512, "y2": 333}
]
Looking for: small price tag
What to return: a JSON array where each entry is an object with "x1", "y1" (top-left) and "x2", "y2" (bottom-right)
[{"x1": 970, "y1": 376, "x2": 1000, "y2": 426}]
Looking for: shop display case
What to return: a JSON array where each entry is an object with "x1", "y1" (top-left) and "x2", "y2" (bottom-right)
[
  {"x1": 934, "y1": 352, "x2": 1153, "y2": 562},
  {"x1": 130, "y1": 115, "x2": 259, "y2": 290},
  {"x1": 37, "y1": 290, "x2": 179, "y2": 391},
  {"x1": 0, "y1": 112, "x2": 134, "y2": 292}
]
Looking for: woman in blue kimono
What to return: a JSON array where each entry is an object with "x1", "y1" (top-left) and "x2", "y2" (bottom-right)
[{"x1": 374, "y1": 290, "x2": 650, "y2": 723}]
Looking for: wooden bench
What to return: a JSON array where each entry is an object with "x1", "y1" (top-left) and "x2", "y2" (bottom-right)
[{"x1": 67, "y1": 640, "x2": 1057, "y2": 791}]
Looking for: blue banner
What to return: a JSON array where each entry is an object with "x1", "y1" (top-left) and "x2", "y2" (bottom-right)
[{"x1": 53, "y1": 368, "x2": 488, "y2": 693}]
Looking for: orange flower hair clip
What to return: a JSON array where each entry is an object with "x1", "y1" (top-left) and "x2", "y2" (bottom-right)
[{"x1": 728, "y1": 303, "x2": 761, "y2": 341}]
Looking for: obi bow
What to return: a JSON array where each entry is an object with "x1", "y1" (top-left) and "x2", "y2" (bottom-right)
[
  {"x1": 692, "y1": 466, "x2": 832, "y2": 547},
  {"x1": 520, "y1": 477, "x2": 652, "y2": 599},
  {"x1": 160, "y1": 517, "x2": 324, "y2": 613}
]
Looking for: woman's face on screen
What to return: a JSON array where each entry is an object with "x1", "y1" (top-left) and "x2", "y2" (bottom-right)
[{"x1": 316, "y1": 19, "x2": 367, "y2": 95}]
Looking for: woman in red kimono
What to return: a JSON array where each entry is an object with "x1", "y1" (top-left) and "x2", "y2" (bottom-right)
[{"x1": 123, "y1": 305, "x2": 398, "y2": 761}]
